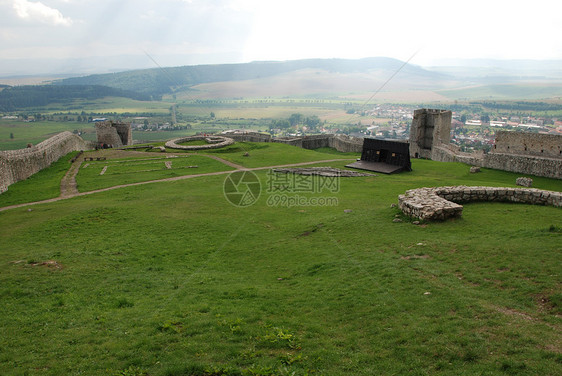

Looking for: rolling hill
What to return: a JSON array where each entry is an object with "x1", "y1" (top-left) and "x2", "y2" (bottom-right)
[{"x1": 53, "y1": 57, "x2": 451, "y2": 98}]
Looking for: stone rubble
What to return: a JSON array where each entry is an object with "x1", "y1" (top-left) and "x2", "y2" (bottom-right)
[
  {"x1": 516, "y1": 177, "x2": 533, "y2": 187},
  {"x1": 273, "y1": 167, "x2": 375, "y2": 177}
]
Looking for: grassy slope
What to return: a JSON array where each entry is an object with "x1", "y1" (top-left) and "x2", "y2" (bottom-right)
[
  {"x1": 0, "y1": 154, "x2": 561, "y2": 375},
  {"x1": 195, "y1": 142, "x2": 359, "y2": 168}
]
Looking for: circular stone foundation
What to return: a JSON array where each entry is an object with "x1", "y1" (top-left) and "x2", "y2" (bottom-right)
[{"x1": 165, "y1": 135, "x2": 234, "y2": 150}]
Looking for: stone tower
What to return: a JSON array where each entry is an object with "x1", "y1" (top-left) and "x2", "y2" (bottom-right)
[
  {"x1": 95, "y1": 121, "x2": 132, "y2": 147},
  {"x1": 409, "y1": 109, "x2": 452, "y2": 159}
]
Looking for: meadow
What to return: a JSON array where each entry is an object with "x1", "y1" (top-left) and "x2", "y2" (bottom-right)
[
  {"x1": 0, "y1": 143, "x2": 561, "y2": 376},
  {"x1": 75, "y1": 153, "x2": 235, "y2": 192},
  {"x1": 0, "y1": 120, "x2": 93, "y2": 150}
]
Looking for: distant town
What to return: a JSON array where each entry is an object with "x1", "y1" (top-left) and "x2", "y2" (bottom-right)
[{"x1": 3, "y1": 102, "x2": 562, "y2": 154}]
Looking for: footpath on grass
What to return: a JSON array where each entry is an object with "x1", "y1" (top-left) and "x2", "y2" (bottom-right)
[{"x1": 0, "y1": 152, "x2": 355, "y2": 212}]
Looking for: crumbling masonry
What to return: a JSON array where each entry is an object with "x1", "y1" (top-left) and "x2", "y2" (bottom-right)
[
  {"x1": 399, "y1": 186, "x2": 561, "y2": 221},
  {"x1": 96, "y1": 121, "x2": 132, "y2": 147},
  {"x1": 224, "y1": 131, "x2": 363, "y2": 153},
  {"x1": 410, "y1": 108, "x2": 562, "y2": 179}
]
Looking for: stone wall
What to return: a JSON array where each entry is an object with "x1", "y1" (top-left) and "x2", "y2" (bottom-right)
[
  {"x1": 273, "y1": 137, "x2": 303, "y2": 148},
  {"x1": 408, "y1": 108, "x2": 562, "y2": 180},
  {"x1": 431, "y1": 145, "x2": 485, "y2": 166},
  {"x1": 399, "y1": 185, "x2": 561, "y2": 221},
  {"x1": 223, "y1": 132, "x2": 272, "y2": 143},
  {"x1": 409, "y1": 109, "x2": 452, "y2": 159},
  {"x1": 483, "y1": 152, "x2": 562, "y2": 179},
  {"x1": 165, "y1": 135, "x2": 235, "y2": 150},
  {"x1": 273, "y1": 134, "x2": 362, "y2": 153},
  {"x1": 0, "y1": 131, "x2": 86, "y2": 194},
  {"x1": 492, "y1": 131, "x2": 562, "y2": 158},
  {"x1": 329, "y1": 134, "x2": 363, "y2": 153},
  {"x1": 429, "y1": 138, "x2": 562, "y2": 179},
  {"x1": 96, "y1": 121, "x2": 132, "y2": 147}
]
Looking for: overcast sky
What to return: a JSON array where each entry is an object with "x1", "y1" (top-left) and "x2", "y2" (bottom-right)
[{"x1": 1, "y1": 0, "x2": 561, "y2": 75}]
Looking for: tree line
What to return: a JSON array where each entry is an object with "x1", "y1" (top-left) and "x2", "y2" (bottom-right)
[{"x1": 270, "y1": 113, "x2": 322, "y2": 130}]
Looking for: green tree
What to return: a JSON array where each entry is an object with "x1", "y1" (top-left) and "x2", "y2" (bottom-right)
[
  {"x1": 10, "y1": 132, "x2": 14, "y2": 139},
  {"x1": 289, "y1": 113, "x2": 304, "y2": 126},
  {"x1": 305, "y1": 115, "x2": 320, "y2": 130},
  {"x1": 272, "y1": 119, "x2": 290, "y2": 129}
]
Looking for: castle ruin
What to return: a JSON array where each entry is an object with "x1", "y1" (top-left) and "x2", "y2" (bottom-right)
[
  {"x1": 410, "y1": 109, "x2": 562, "y2": 179},
  {"x1": 409, "y1": 109, "x2": 452, "y2": 160},
  {"x1": 222, "y1": 131, "x2": 363, "y2": 153},
  {"x1": 96, "y1": 121, "x2": 132, "y2": 147}
]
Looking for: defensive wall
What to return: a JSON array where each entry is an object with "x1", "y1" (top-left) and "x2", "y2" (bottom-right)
[
  {"x1": 0, "y1": 131, "x2": 87, "y2": 194},
  {"x1": 492, "y1": 131, "x2": 562, "y2": 158},
  {"x1": 274, "y1": 134, "x2": 363, "y2": 152},
  {"x1": 410, "y1": 109, "x2": 562, "y2": 179},
  {"x1": 428, "y1": 137, "x2": 562, "y2": 180},
  {"x1": 220, "y1": 131, "x2": 363, "y2": 153},
  {"x1": 224, "y1": 132, "x2": 272, "y2": 143}
]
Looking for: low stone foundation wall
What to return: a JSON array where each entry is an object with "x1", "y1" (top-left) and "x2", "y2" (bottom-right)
[
  {"x1": 399, "y1": 186, "x2": 562, "y2": 221},
  {"x1": 165, "y1": 135, "x2": 234, "y2": 150}
]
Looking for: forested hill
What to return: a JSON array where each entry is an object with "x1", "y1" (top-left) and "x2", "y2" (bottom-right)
[
  {"x1": 54, "y1": 57, "x2": 446, "y2": 97},
  {"x1": 0, "y1": 85, "x2": 151, "y2": 111}
]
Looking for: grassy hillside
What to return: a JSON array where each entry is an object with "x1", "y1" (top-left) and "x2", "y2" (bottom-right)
[
  {"x1": 0, "y1": 85, "x2": 151, "y2": 112},
  {"x1": 54, "y1": 58, "x2": 448, "y2": 98},
  {"x1": 0, "y1": 145, "x2": 561, "y2": 375}
]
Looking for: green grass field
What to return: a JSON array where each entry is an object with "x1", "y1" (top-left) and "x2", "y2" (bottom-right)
[
  {"x1": 0, "y1": 145, "x2": 561, "y2": 376},
  {"x1": 76, "y1": 154, "x2": 235, "y2": 192},
  {"x1": 437, "y1": 84, "x2": 562, "y2": 101},
  {"x1": 195, "y1": 143, "x2": 359, "y2": 169}
]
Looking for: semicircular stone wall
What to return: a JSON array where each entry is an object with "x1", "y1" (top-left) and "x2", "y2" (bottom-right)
[
  {"x1": 399, "y1": 186, "x2": 561, "y2": 221},
  {"x1": 165, "y1": 135, "x2": 234, "y2": 150}
]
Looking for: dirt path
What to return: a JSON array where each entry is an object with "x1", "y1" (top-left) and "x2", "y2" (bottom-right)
[
  {"x1": 202, "y1": 154, "x2": 246, "y2": 170},
  {"x1": 0, "y1": 158, "x2": 355, "y2": 212},
  {"x1": 59, "y1": 158, "x2": 82, "y2": 197}
]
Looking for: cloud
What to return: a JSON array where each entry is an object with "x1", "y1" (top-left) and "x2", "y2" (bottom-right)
[{"x1": 13, "y1": 0, "x2": 73, "y2": 26}]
